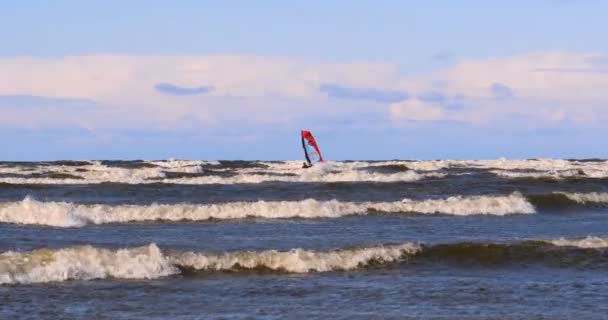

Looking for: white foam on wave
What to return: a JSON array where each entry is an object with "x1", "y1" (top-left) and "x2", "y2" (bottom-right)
[
  {"x1": 556, "y1": 192, "x2": 608, "y2": 204},
  {"x1": 171, "y1": 168, "x2": 433, "y2": 184},
  {"x1": 0, "y1": 160, "x2": 209, "y2": 184},
  {"x1": 364, "y1": 160, "x2": 450, "y2": 171},
  {"x1": 477, "y1": 158, "x2": 575, "y2": 171},
  {"x1": 0, "y1": 193, "x2": 535, "y2": 227},
  {"x1": 146, "y1": 159, "x2": 221, "y2": 168},
  {"x1": 485, "y1": 159, "x2": 608, "y2": 179},
  {"x1": 313, "y1": 158, "x2": 608, "y2": 175},
  {"x1": 0, "y1": 244, "x2": 176, "y2": 285},
  {"x1": 313, "y1": 158, "x2": 608, "y2": 180},
  {"x1": 171, "y1": 243, "x2": 420, "y2": 273},
  {"x1": 0, "y1": 162, "x2": 168, "y2": 184},
  {"x1": 268, "y1": 160, "x2": 450, "y2": 173},
  {"x1": 0, "y1": 197, "x2": 89, "y2": 227},
  {"x1": 396, "y1": 192, "x2": 535, "y2": 216},
  {"x1": 3, "y1": 158, "x2": 606, "y2": 184},
  {"x1": 0, "y1": 165, "x2": 38, "y2": 174},
  {"x1": 0, "y1": 242, "x2": 420, "y2": 284},
  {"x1": 546, "y1": 236, "x2": 608, "y2": 249},
  {"x1": 0, "y1": 167, "x2": 433, "y2": 185},
  {"x1": 489, "y1": 169, "x2": 604, "y2": 180}
]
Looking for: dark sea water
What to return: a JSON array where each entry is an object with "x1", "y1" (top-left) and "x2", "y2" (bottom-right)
[{"x1": 1, "y1": 159, "x2": 607, "y2": 319}]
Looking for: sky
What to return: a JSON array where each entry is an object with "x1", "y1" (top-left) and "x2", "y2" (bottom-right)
[{"x1": 1, "y1": 0, "x2": 607, "y2": 160}]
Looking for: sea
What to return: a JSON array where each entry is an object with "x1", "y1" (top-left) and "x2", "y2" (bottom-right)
[{"x1": 0, "y1": 159, "x2": 607, "y2": 319}]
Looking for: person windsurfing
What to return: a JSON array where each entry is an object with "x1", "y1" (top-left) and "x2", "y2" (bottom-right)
[{"x1": 301, "y1": 130, "x2": 323, "y2": 168}]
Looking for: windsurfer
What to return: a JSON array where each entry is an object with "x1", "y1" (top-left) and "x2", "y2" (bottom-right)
[{"x1": 301, "y1": 130, "x2": 323, "y2": 168}]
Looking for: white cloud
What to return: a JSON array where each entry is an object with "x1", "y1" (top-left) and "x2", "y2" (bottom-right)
[
  {"x1": 0, "y1": 52, "x2": 606, "y2": 131},
  {"x1": 389, "y1": 99, "x2": 445, "y2": 122},
  {"x1": 439, "y1": 52, "x2": 608, "y2": 102},
  {"x1": 0, "y1": 55, "x2": 405, "y2": 131},
  {"x1": 396, "y1": 51, "x2": 608, "y2": 125},
  {"x1": 0, "y1": 55, "x2": 400, "y2": 99}
]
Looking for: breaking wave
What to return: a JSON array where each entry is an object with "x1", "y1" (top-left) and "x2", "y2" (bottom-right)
[
  {"x1": 555, "y1": 192, "x2": 608, "y2": 205},
  {"x1": 2, "y1": 158, "x2": 608, "y2": 184},
  {"x1": 0, "y1": 193, "x2": 535, "y2": 227},
  {"x1": 0, "y1": 167, "x2": 434, "y2": 185},
  {"x1": 0, "y1": 244, "x2": 176, "y2": 285},
  {"x1": 3, "y1": 237, "x2": 606, "y2": 284},
  {"x1": 528, "y1": 192, "x2": 608, "y2": 207},
  {"x1": 0, "y1": 243, "x2": 420, "y2": 284},
  {"x1": 172, "y1": 243, "x2": 420, "y2": 274},
  {"x1": 546, "y1": 236, "x2": 608, "y2": 248},
  {"x1": 489, "y1": 169, "x2": 596, "y2": 180}
]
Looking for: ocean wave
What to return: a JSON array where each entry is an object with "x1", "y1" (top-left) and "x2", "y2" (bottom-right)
[
  {"x1": 555, "y1": 192, "x2": 608, "y2": 204},
  {"x1": 3, "y1": 237, "x2": 606, "y2": 284},
  {"x1": 528, "y1": 192, "x2": 608, "y2": 208},
  {"x1": 488, "y1": 169, "x2": 602, "y2": 180},
  {"x1": 172, "y1": 243, "x2": 420, "y2": 273},
  {"x1": 357, "y1": 158, "x2": 608, "y2": 179},
  {"x1": 163, "y1": 169, "x2": 435, "y2": 184},
  {"x1": 0, "y1": 165, "x2": 435, "y2": 185},
  {"x1": 0, "y1": 244, "x2": 176, "y2": 285},
  {"x1": 418, "y1": 238, "x2": 608, "y2": 266},
  {"x1": 266, "y1": 159, "x2": 608, "y2": 173},
  {"x1": 2, "y1": 158, "x2": 608, "y2": 184},
  {"x1": 469, "y1": 158, "x2": 608, "y2": 174},
  {"x1": 546, "y1": 236, "x2": 608, "y2": 248},
  {"x1": 0, "y1": 193, "x2": 535, "y2": 227},
  {"x1": 0, "y1": 243, "x2": 419, "y2": 284},
  {"x1": 145, "y1": 159, "x2": 222, "y2": 168}
]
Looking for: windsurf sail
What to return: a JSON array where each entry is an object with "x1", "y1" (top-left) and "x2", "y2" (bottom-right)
[{"x1": 301, "y1": 130, "x2": 323, "y2": 165}]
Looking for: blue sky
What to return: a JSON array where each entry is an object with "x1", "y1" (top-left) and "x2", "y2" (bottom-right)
[{"x1": 1, "y1": 0, "x2": 607, "y2": 160}]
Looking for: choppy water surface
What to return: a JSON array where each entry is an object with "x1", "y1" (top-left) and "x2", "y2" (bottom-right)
[{"x1": 1, "y1": 159, "x2": 607, "y2": 319}]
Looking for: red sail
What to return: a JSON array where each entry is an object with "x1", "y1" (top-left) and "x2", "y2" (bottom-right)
[{"x1": 301, "y1": 130, "x2": 323, "y2": 163}]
